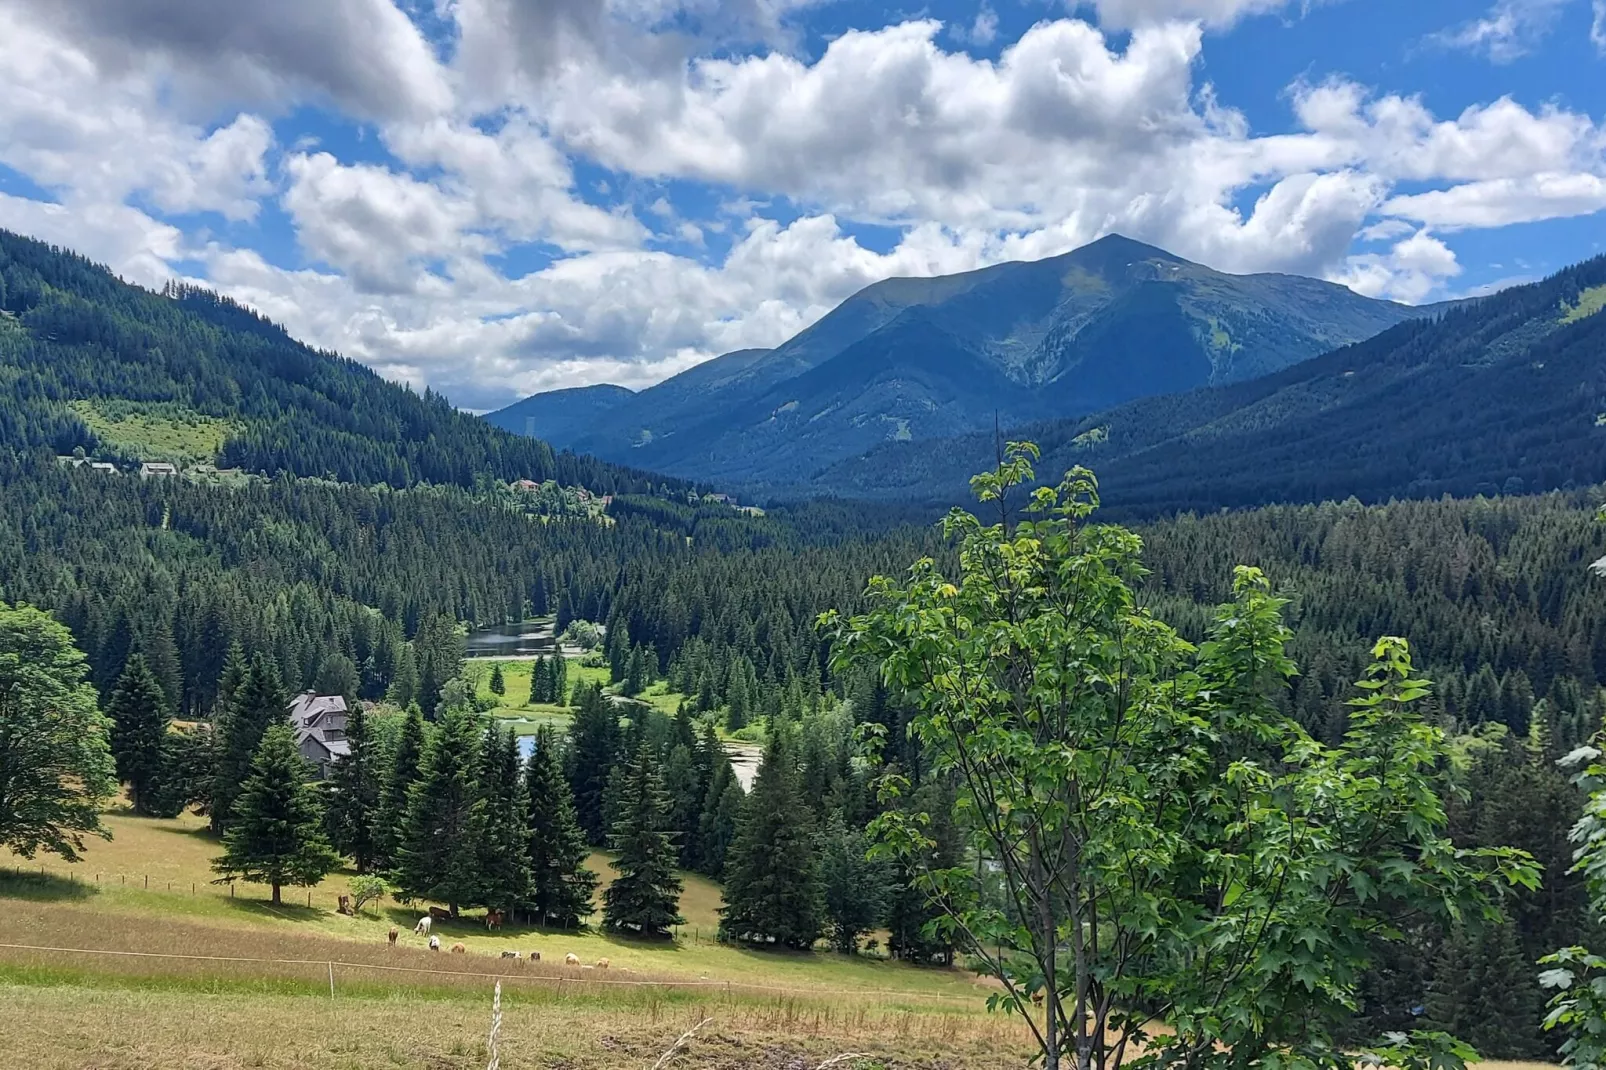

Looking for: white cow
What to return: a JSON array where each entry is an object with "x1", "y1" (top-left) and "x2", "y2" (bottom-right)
[
  {"x1": 428, "y1": 935, "x2": 441, "y2": 951},
  {"x1": 414, "y1": 915, "x2": 432, "y2": 936}
]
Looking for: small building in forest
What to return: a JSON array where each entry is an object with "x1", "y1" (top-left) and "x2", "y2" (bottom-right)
[
  {"x1": 287, "y1": 691, "x2": 350, "y2": 779},
  {"x1": 139, "y1": 462, "x2": 178, "y2": 479}
]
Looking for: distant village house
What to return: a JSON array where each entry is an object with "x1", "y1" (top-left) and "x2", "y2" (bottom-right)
[{"x1": 139, "y1": 462, "x2": 178, "y2": 479}]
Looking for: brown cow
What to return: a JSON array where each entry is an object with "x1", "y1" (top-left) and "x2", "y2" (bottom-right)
[
  {"x1": 527, "y1": 951, "x2": 541, "y2": 962},
  {"x1": 450, "y1": 942, "x2": 466, "y2": 954},
  {"x1": 564, "y1": 953, "x2": 580, "y2": 966},
  {"x1": 337, "y1": 895, "x2": 352, "y2": 915},
  {"x1": 485, "y1": 909, "x2": 504, "y2": 932},
  {"x1": 595, "y1": 958, "x2": 610, "y2": 969},
  {"x1": 428, "y1": 906, "x2": 452, "y2": 922},
  {"x1": 387, "y1": 926, "x2": 399, "y2": 946}
]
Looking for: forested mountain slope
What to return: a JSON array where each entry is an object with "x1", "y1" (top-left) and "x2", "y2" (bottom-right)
[
  {"x1": 0, "y1": 230, "x2": 669, "y2": 493},
  {"x1": 818, "y1": 254, "x2": 1606, "y2": 511},
  {"x1": 483, "y1": 383, "x2": 637, "y2": 443},
  {"x1": 494, "y1": 235, "x2": 1430, "y2": 485}
]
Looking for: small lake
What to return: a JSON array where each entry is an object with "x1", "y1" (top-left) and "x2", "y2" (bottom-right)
[
  {"x1": 513, "y1": 732, "x2": 761, "y2": 792},
  {"x1": 465, "y1": 619, "x2": 558, "y2": 659}
]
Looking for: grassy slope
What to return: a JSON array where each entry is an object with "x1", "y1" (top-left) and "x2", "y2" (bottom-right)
[{"x1": 1, "y1": 807, "x2": 1020, "y2": 1068}]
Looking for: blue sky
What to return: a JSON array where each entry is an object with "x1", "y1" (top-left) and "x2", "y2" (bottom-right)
[{"x1": 0, "y1": 0, "x2": 1602, "y2": 410}]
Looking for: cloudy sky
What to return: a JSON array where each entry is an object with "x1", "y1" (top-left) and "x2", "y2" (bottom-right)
[{"x1": 1, "y1": 0, "x2": 1602, "y2": 411}]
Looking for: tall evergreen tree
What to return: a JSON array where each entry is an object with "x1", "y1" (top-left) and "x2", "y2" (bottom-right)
[
  {"x1": 566, "y1": 683, "x2": 620, "y2": 844},
  {"x1": 213, "y1": 641, "x2": 249, "y2": 716},
  {"x1": 211, "y1": 724, "x2": 339, "y2": 905},
  {"x1": 719, "y1": 732, "x2": 823, "y2": 949},
  {"x1": 818, "y1": 810, "x2": 889, "y2": 954},
  {"x1": 884, "y1": 780, "x2": 959, "y2": 965},
  {"x1": 523, "y1": 727, "x2": 597, "y2": 927},
  {"x1": 375, "y1": 703, "x2": 426, "y2": 869},
  {"x1": 325, "y1": 702, "x2": 381, "y2": 871},
  {"x1": 476, "y1": 722, "x2": 531, "y2": 915},
  {"x1": 395, "y1": 706, "x2": 483, "y2": 915},
  {"x1": 696, "y1": 758, "x2": 743, "y2": 878},
  {"x1": 212, "y1": 655, "x2": 287, "y2": 834},
  {"x1": 552, "y1": 653, "x2": 570, "y2": 706},
  {"x1": 601, "y1": 742, "x2": 683, "y2": 938},
  {"x1": 661, "y1": 742, "x2": 703, "y2": 869},
  {"x1": 413, "y1": 611, "x2": 463, "y2": 719},
  {"x1": 488, "y1": 663, "x2": 506, "y2": 697},
  {"x1": 105, "y1": 654, "x2": 170, "y2": 815},
  {"x1": 1426, "y1": 922, "x2": 1546, "y2": 1058}
]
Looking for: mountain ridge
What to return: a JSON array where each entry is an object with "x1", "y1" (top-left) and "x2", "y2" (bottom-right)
[
  {"x1": 495, "y1": 234, "x2": 1435, "y2": 485},
  {"x1": 810, "y1": 255, "x2": 1606, "y2": 514}
]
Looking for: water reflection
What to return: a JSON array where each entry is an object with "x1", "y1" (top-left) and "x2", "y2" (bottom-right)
[{"x1": 464, "y1": 619, "x2": 557, "y2": 658}]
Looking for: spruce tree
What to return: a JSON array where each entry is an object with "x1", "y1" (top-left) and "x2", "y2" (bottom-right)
[
  {"x1": 566, "y1": 683, "x2": 620, "y2": 844},
  {"x1": 523, "y1": 727, "x2": 597, "y2": 927},
  {"x1": 212, "y1": 724, "x2": 339, "y2": 905},
  {"x1": 489, "y1": 663, "x2": 506, "y2": 697},
  {"x1": 718, "y1": 732, "x2": 822, "y2": 949},
  {"x1": 624, "y1": 645, "x2": 647, "y2": 696},
  {"x1": 726, "y1": 666, "x2": 750, "y2": 731},
  {"x1": 696, "y1": 758, "x2": 743, "y2": 878},
  {"x1": 375, "y1": 703, "x2": 426, "y2": 869},
  {"x1": 552, "y1": 654, "x2": 569, "y2": 706},
  {"x1": 105, "y1": 654, "x2": 170, "y2": 815},
  {"x1": 395, "y1": 706, "x2": 483, "y2": 915},
  {"x1": 1426, "y1": 922, "x2": 1546, "y2": 1058},
  {"x1": 326, "y1": 702, "x2": 381, "y2": 871},
  {"x1": 819, "y1": 810, "x2": 889, "y2": 954},
  {"x1": 601, "y1": 742, "x2": 684, "y2": 938},
  {"x1": 662, "y1": 742, "x2": 703, "y2": 870},
  {"x1": 214, "y1": 641, "x2": 249, "y2": 716},
  {"x1": 476, "y1": 722, "x2": 531, "y2": 915},
  {"x1": 212, "y1": 655, "x2": 288, "y2": 834}
]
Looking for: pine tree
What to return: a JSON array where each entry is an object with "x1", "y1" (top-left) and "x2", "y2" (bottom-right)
[
  {"x1": 211, "y1": 724, "x2": 339, "y2": 904},
  {"x1": 601, "y1": 743, "x2": 684, "y2": 938},
  {"x1": 623, "y1": 645, "x2": 647, "y2": 696},
  {"x1": 819, "y1": 810, "x2": 889, "y2": 954},
  {"x1": 488, "y1": 663, "x2": 506, "y2": 697},
  {"x1": 375, "y1": 704, "x2": 426, "y2": 869},
  {"x1": 661, "y1": 743, "x2": 702, "y2": 869},
  {"x1": 214, "y1": 641, "x2": 249, "y2": 716},
  {"x1": 326, "y1": 702, "x2": 381, "y2": 871},
  {"x1": 395, "y1": 706, "x2": 483, "y2": 915},
  {"x1": 725, "y1": 662, "x2": 751, "y2": 732},
  {"x1": 212, "y1": 655, "x2": 288, "y2": 834},
  {"x1": 413, "y1": 611, "x2": 463, "y2": 719},
  {"x1": 566, "y1": 683, "x2": 620, "y2": 844},
  {"x1": 552, "y1": 653, "x2": 569, "y2": 706},
  {"x1": 884, "y1": 781, "x2": 959, "y2": 965},
  {"x1": 696, "y1": 758, "x2": 743, "y2": 878},
  {"x1": 476, "y1": 722, "x2": 531, "y2": 914},
  {"x1": 1426, "y1": 922, "x2": 1546, "y2": 1058},
  {"x1": 523, "y1": 727, "x2": 597, "y2": 927},
  {"x1": 105, "y1": 654, "x2": 170, "y2": 815},
  {"x1": 719, "y1": 732, "x2": 822, "y2": 949}
]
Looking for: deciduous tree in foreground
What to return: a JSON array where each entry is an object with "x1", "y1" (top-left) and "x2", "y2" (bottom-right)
[
  {"x1": 823, "y1": 444, "x2": 1539, "y2": 1070},
  {"x1": 0, "y1": 601, "x2": 115, "y2": 861}
]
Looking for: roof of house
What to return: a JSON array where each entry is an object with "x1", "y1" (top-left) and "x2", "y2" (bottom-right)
[{"x1": 287, "y1": 692, "x2": 350, "y2": 763}]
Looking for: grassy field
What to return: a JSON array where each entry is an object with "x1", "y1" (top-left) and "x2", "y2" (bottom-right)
[
  {"x1": 2, "y1": 805, "x2": 1023, "y2": 1068},
  {"x1": 69, "y1": 399, "x2": 234, "y2": 465}
]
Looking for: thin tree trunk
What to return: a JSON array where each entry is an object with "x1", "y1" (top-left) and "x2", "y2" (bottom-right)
[{"x1": 272, "y1": 882, "x2": 281, "y2": 905}]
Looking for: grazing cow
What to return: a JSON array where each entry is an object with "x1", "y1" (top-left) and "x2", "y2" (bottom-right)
[
  {"x1": 527, "y1": 951, "x2": 541, "y2": 962},
  {"x1": 1031, "y1": 990, "x2": 1045, "y2": 1006},
  {"x1": 450, "y1": 942, "x2": 466, "y2": 954},
  {"x1": 595, "y1": 958, "x2": 610, "y2": 969},
  {"x1": 485, "y1": 909, "x2": 504, "y2": 932},
  {"x1": 337, "y1": 894, "x2": 352, "y2": 915},
  {"x1": 387, "y1": 926, "x2": 399, "y2": 946},
  {"x1": 564, "y1": 953, "x2": 580, "y2": 966},
  {"x1": 500, "y1": 950, "x2": 520, "y2": 960},
  {"x1": 428, "y1": 906, "x2": 452, "y2": 922},
  {"x1": 414, "y1": 916, "x2": 432, "y2": 936},
  {"x1": 428, "y1": 935, "x2": 441, "y2": 951}
]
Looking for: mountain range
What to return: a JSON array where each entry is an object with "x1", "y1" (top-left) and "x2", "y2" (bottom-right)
[
  {"x1": 816, "y1": 254, "x2": 1606, "y2": 514},
  {"x1": 489, "y1": 235, "x2": 1439, "y2": 487}
]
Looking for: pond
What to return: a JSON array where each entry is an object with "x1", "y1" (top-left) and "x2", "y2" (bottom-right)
[
  {"x1": 513, "y1": 732, "x2": 761, "y2": 792},
  {"x1": 464, "y1": 618, "x2": 558, "y2": 659}
]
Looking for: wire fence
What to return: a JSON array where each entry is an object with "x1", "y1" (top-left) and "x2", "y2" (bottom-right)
[
  {"x1": 0, "y1": 940, "x2": 985, "y2": 1005},
  {"x1": 0, "y1": 864, "x2": 984, "y2": 1007}
]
